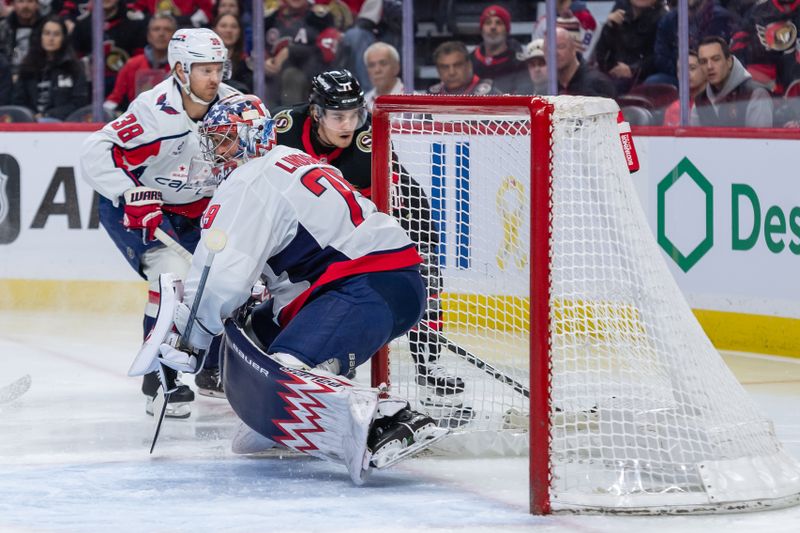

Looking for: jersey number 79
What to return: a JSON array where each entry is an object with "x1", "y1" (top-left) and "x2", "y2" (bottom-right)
[{"x1": 300, "y1": 167, "x2": 365, "y2": 227}]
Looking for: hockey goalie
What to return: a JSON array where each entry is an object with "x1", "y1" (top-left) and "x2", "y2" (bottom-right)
[{"x1": 128, "y1": 93, "x2": 448, "y2": 484}]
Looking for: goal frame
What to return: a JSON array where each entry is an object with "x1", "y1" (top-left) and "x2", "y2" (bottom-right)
[{"x1": 370, "y1": 95, "x2": 554, "y2": 515}]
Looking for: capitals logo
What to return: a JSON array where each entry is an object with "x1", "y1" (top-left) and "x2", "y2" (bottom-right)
[{"x1": 156, "y1": 93, "x2": 179, "y2": 115}]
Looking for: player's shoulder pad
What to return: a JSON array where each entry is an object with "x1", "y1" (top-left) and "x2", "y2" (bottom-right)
[
  {"x1": 473, "y1": 78, "x2": 495, "y2": 95},
  {"x1": 264, "y1": 6, "x2": 279, "y2": 18},
  {"x1": 356, "y1": 129, "x2": 372, "y2": 153},
  {"x1": 428, "y1": 82, "x2": 444, "y2": 95}
]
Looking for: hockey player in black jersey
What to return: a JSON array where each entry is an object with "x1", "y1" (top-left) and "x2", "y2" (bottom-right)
[{"x1": 271, "y1": 70, "x2": 466, "y2": 399}]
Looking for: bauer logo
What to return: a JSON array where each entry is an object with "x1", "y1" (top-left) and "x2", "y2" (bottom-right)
[
  {"x1": 656, "y1": 157, "x2": 713, "y2": 272},
  {"x1": 0, "y1": 154, "x2": 21, "y2": 245}
]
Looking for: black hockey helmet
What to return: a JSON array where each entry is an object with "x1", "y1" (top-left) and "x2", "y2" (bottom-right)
[{"x1": 309, "y1": 69, "x2": 365, "y2": 111}]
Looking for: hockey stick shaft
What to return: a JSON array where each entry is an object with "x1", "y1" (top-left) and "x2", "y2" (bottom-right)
[
  {"x1": 154, "y1": 227, "x2": 193, "y2": 262},
  {"x1": 150, "y1": 229, "x2": 227, "y2": 454},
  {"x1": 181, "y1": 229, "x2": 227, "y2": 350},
  {"x1": 416, "y1": 323, "x2": 530, "y2": 399}
]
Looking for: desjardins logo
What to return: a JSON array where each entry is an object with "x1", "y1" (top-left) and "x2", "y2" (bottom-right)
[{"x1": 657, "y1": 157, "x2": 713, "y2": 272}]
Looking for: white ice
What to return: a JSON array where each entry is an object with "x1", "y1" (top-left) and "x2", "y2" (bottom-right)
[{"x1": 2, "y1": 310, "x2": 800, "y2": 533}]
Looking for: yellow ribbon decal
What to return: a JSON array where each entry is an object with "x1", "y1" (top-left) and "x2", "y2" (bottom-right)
[{"x1": 495, "y1": 175, "x2": 528, "y2": 270}]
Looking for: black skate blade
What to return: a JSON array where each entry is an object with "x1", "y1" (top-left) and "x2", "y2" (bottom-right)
[{"x1": 371, "y1": 426, "x2": 449, "y2": 469}]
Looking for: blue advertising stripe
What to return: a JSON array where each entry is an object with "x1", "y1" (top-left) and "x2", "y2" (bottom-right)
[
  {"x1": 431, "y1": 142, "x2": 446, "y2": 267},
  {"x1": 455, "y1": 142, "x2": 470, "y2": 269}
]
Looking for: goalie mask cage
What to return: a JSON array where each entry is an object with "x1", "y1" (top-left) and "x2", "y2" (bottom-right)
[{"x1": 370, "y1": 95, "x2": 800, "y2": 515}]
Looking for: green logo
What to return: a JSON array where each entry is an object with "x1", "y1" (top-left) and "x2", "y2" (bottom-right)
[{"x1": 657, "y1": 157, "x2": 713, "y2": 272}]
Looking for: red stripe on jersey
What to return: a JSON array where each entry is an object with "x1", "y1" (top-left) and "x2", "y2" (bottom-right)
[
  {"x1": 113, "y1": 141, "x2": 162, "y2": 168},
  {"x1": 163, "y1": 197, "x2": 211, "y2": 219},
  {"x1": 277, "y1": 246, "x2": 423, "y2": 326},
  {"x1": 302, "y1": 117, "x2": 344, "y2": 163}
]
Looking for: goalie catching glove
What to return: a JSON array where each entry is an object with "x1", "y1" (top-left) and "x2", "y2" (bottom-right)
[{"x1": 123, "y1": 186, "x2": 163, "y2": 243}]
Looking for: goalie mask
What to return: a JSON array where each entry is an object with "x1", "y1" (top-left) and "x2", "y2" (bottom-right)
[
  {"x1": 309, "y1": 69, "x2": 368, "y2": 131},
  {"x1": 168, "y1": 28, "x2": 229, "y2": 105},
  {"x1": 188, "y1": 94, "x2": 276, "y2": 193}
]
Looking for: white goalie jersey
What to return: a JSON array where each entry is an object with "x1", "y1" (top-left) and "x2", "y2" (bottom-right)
[
  {"x1": 183, "y1": 145, "x2": 422, "y2": 348},
  {"x1": 80, "y1": 77, "x2": 239, "y2": 207}
]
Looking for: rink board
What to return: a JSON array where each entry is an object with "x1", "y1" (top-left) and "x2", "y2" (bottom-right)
[{"x1": 1, "y1": 126, "x2": 800, "y2": 355}]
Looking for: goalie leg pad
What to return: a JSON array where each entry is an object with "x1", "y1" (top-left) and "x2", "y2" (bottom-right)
[{"x1": 223, "y1": 321, "x2": 378, "y2": 484}]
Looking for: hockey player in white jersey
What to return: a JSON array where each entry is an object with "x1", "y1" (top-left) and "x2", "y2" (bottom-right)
[
  {"x1": 135, "y1": 93, "x2": 448, "y2": 483},
  {"x1": 80, "y1": 27, "x2": 239, "y2": 418}
]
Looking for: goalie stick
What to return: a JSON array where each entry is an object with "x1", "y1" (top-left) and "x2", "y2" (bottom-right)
[
  {"x1": 154, "y1": 227, "x2": 193, "y2": 262},
  {"x1": 0, "y1": 374, "x2": 31, "y2": 404},
  {"x1": 415, "y1": 323, "x2": 530, "y2": 399},
  {"x1": 150, "y1": 228, "x2": 228, "y2": 453}
]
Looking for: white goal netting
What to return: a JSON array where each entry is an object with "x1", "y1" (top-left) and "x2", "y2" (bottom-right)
[{"x1": 373, "y1": 95, "x2": 800, "y2": 513}]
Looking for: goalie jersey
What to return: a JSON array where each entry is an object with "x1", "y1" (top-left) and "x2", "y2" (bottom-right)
[
  {"x1": 81, "y1": 77, "x2": 239, "y2": 211},
  {"x1": 185, "y1": 145, "x2": 422, "y2": 338}
]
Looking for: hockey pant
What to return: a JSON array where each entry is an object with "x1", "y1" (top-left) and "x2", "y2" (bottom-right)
[{"x1": 248, "y1": 269, "x2": 426, "y2": 376}]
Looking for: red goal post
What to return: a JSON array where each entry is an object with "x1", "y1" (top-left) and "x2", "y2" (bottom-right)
[
  {"x1": 369, "y1": 95, "x2": 800, "y2": 515},
  {"x1": 372, "y1": 95, "x2": 552, "y2": 514}
]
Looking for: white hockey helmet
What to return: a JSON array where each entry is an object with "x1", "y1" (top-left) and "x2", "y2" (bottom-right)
[{"x1": 168, "y1": 28, "x2": 228, "y2": 104}]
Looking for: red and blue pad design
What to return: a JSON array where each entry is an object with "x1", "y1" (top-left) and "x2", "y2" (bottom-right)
[{"x1": 222, "y1": 319, "x2": 376, "y2": 484}]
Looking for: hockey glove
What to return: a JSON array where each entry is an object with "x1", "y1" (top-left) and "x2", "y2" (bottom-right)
[{"x1": 123, "y1": 186, "x2": 163, "y2": 243}]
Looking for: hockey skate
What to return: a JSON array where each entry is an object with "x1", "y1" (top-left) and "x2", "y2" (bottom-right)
[
  {"x1": 368, "y1": 406, "x2": 449, "y2": 469},
  {"x1": 142, "y1": 369, "x2": 194, "y2": 419},
  {"x1": 416, "y1": 361, "x2": 465, "y2": 396},
  {"x1": 195, "y1": 366, "x2": 225, "y2": 398}
]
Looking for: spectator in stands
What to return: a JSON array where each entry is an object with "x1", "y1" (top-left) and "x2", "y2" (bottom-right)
[
  {"x1": 103, "y1": 13, "x2": 175, "y2": 114},
  {"x1": 133, "y1": 0, "x2": 213, "y2": 29},
  {"x1": 730, "y1": 0, "x2": 800, "y2": 94},
  {"x1": 11, "y1": 15, "x2": 88, "y2": 121},
  {"x1": 72, "y1": 0, "x2": 148, "y2": 96},
  {"x1": 691, "y1": 36, "x2": 772, "y2": 127},
  {"x1": 317, "y1": 0, "x2": 355, "y2": 31},
  {"x1": 469, "y1": 4, "x2": 524, "y2": 94},
  {"x1": 428, "y1": 40, "x2": 499, "y2": 95},
  {"x1": 549, "y1": 26, "x2": 615, "y2": 97},
  {"x1": 212, "y1": 0, "x2": 251, "y2": 52},
  {"x1": 263, "y1": 0, "x2": 337, "y2": 106},
  {"x1": 512, "y1": 38, "x2": 547, "y2": 95},
  {"x1": 363, "y1": 41, "x2": 402, "y2": 111},
  {"x1": 213, "y1": 13, "x2": 252, "y2": 93},
  {"x1": 532, "y1": 0, "x2": 597, "y2": 56},
  {"x1": 593, "y1": 0, "x2": 666, "y2": 95},
  {"x1": 0, "y1": 0, "x2": 43, "y2": 78},
  {"x1": 335, "y1": 0, "x2": 403, "y2": 91},
  {"x1": 0, "y1": 53, "x2": 11, "y2": 104},
  {"x1": 647, "y1": 0, "x2": 738, "y2": 87},
  {"x1": 663, "y1": 49, "x2": 706, "y2": 126}
]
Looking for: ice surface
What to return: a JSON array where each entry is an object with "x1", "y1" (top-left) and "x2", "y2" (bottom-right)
[{"x1": 1, "y1": 311, "x2": 799, "y2": 533}]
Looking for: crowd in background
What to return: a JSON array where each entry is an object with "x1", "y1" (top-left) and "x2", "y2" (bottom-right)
[{"x1": 0, "y1": 0, "x2": 799, "y2": 127}]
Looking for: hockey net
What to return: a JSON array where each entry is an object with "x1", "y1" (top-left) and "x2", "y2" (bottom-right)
[{"x1": 370, "y1": 95, "x2": 800, "y2": 514}]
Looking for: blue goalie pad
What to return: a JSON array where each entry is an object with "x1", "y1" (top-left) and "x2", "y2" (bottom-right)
[{"x1": 222, "y1": 318, "x2": 378, "y2": 484}]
